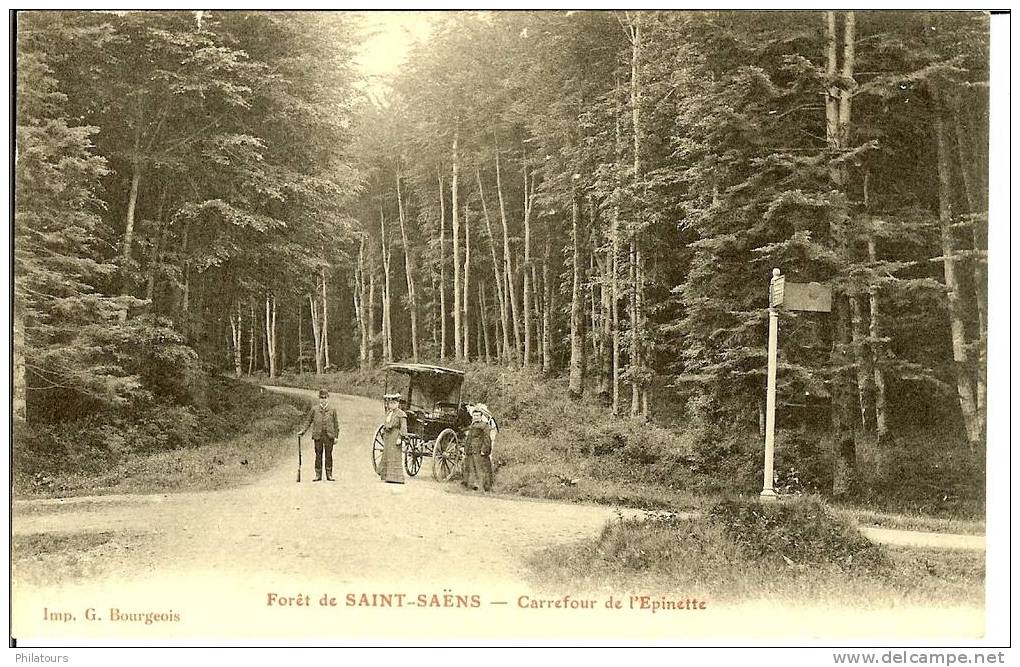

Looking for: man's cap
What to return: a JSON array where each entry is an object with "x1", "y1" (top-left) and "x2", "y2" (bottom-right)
[{"x1": 318, "y1": 389, "x2": 329, "y2": 399}]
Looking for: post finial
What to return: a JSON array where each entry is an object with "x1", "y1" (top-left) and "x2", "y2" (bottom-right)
[{"x1": 772, "y1": 268, "x2": 781, "y2": 278}]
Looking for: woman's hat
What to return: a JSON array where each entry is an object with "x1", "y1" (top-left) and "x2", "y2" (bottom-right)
[{"x1": 384, "y1": 392, "x2": 401, "y2": 401}]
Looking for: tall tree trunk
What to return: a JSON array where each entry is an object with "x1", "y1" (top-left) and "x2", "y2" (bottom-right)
[
  {"x1": 824, "y1": 10, "x2": 860, "y2": 490},
  {"x1": 178, "y1": 221, "x2": 191, "y2": 336},
  {"x1": 862, "y1": 173, "x2": 890, "y2": 448},
  {"x1": 121, "y1": 148, "x2": 142, "y2": 253},
  {"x1": 835, "y1": 10, "x2": 871, "y2": 431},
  {"x1": 247, "y1": 300, "x2": 255, "y2": 376},
  {"x1": 522, "y1": 164, "x2": 535, "y2": 366},
  {"x1": 397, "y1": 175, "x2": 420, "y2": 362},
  {"x1": 13, "y1": 307, "x2": 27, "y2": 425},
  {"x1": 144, "y1": 184, "x2": 168, "y2": 307},
  {"x1": 368, "y1": 269, "x2": 376, "y2": 368},
  {"x1": 230, "y1": 302, "x2": 243, "y2": 378},
  {"x1": 438, "y1": 174, "x2": 448, "y2": 360},
  {"x1": 496, "y1": 144, "x2": 523, "y2": 362},
  {"x1": 320, "y1": 269, "x2": 330, "y2": 371},
  {"x1": 849, "y1": 295, "x2": 872, "y2": 429},
  {"x1": 543, "y1": 218, "x2": 556, "y2": 375},
  {"x1": 568, "y1": 189, "x2": 585, "y2": 398},
  {"x1": 452, "y1": 131, "x2": 463, "y2": 360},
  {"x1": 867, "y1": 234, "x2": 890, "y2": 447},
  {"x1": 589, "y1": 245, "x2": 601, "y2": 363},
  {"x1": 265, "y1": 294, "x2": 277, "y2": 378},
  {"x1": 934, "y1": 92, "x2": 982, "y2": 450},
  {"x1": 355, "y1": 235, "x2": 368, "y2": 369},
  {"x1": 477, "y1": 168, "x2": 511, "y2": 364},
  {"x1": 598, "y1": 239, "x2": 612, "y2": 402},
  {"x1": 629, "y1": 241, "x2": 640, "y2": 416},
  {"x1": 380, "y1": 205, "x2": 393, "y2": 363},
  {"x1": 462, "y1": 200, "x2": 472, "y2": 360},
  {"x1": 952, "y1": 99, "x2": 987, "y2": 429},
  {"x1": 628, "y1": 11, "x2": 647, "y2": 417},
  {"x1": 298, "y1": 309, "x2": 304, "y2": 374},
  {"x1": 309, "y1": 293, "x2": 323, "y2": 375},
  {"x1": 480, "y1": 282, "x2": 492, "y2": 363},
  {"x1": 831, "y1": 292, "x2": 859, "y2": 497},
  {"x1": 611, "y1": 78, "x2": 623, "y2": 416}
]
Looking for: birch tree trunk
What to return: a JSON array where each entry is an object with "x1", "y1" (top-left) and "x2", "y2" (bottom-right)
[
  {"x1": 934, "y1": 92, "x2": 982, "y2": 450},
  {"x1": 438, "y1": 172, "x2": 446, "y2": 361},
  {"x1": 397, "y1": 175, "x2": 419, "y2": 362},
  {"x1": 452, "y1": 131, "x2": 463, "y2": 360},
  {"x1": 477, "y1": 168, "x2": 511, "y2": 364},
  {"x1": 496, "y1": 145, "x2": 523, "y2": 362},
  {"x1": 568, "y1": 189, "x2": 585, "y2": 397}
]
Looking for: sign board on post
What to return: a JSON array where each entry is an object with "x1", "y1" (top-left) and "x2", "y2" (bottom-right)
[
  {"x1": 769, "y1": 275, "x2": 785, "y2": 308},
  {"x1": 783, "y1": 282, "x2": 832, "y2": 313}
]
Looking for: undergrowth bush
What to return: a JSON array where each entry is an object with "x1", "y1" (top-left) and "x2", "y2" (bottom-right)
[{"x1": 708, "y1": 496, "x2": 888, "y2": 572}]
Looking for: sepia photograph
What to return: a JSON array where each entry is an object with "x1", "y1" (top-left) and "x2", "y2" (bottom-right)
[{"x1": 8, "y1": 7, "x2": 1009, "y2": 652}]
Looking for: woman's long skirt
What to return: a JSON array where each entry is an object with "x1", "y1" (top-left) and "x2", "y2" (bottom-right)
[{"x1": 380, "y1": 431, "x2": 405, "y2": 484}]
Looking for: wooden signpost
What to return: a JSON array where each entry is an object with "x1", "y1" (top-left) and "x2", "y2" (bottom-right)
[{"x1": 760, "y1": 269, "x2": 832, "y2": 500}]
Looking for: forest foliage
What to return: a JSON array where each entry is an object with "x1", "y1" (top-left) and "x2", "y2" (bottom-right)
[{"x1": 14, "y1": 10, "x2": 989, "y2": 498}]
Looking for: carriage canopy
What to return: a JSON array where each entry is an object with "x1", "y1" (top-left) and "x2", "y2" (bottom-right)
[{"x1": 384, "y1": 364, "x2": 465, "y2": 411}]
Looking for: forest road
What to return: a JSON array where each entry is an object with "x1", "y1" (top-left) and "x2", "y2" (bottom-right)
[{"x1": 10, "y1": 387, "x2": 985, "y2": 642}]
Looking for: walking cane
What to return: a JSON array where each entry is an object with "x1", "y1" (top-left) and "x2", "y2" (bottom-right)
[{"x1": 297, "y1": 434, "x2": 302, "y2": 483}]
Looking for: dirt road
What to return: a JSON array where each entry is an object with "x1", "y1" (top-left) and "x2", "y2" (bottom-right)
[{"x1": 10, "y1": 388, "x2": 985, "y2": 643}]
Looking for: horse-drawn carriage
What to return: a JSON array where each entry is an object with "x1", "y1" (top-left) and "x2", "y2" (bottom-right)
[{"x1": 371, "y1": 363, "x2": 471, "y2": 481}]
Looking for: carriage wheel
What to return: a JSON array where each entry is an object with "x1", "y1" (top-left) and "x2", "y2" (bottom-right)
[
  {"x1": 432, "y1": 428, "x2": 461, "y2": 482},
  {"x1": 371, "y1": 425, "x2": 385, "y2": 473},
  {"x1": 404, "y1": 438, "x2": 423, "y2": 477}
]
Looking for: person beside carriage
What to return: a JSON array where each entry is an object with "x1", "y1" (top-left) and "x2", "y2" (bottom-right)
[
  {"x1": 461, "y1": 403, "x2": 496, "y2": 492},
  {"x1": 378, "y1": 392, "x2": 407, "y2": 484}
]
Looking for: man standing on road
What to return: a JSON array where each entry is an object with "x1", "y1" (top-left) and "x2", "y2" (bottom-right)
[{"x1": 298, "y1": 389, "x2": 340, "y2": 482}]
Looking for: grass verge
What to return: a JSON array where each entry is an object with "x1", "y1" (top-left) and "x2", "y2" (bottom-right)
[
  {"x1": 527, "y1": 497, "x2": 984, "y2": 608},
  {"x1": 12, "y1": 530, "x2": 153, "y2": 586},
  {"x1": 14, "y1": 384, "x2": 306, "y2": 499}
]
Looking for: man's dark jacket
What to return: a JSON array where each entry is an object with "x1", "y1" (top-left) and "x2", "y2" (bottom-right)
[{"x1": 303, "y1": 403, "x2": 340, "y2": 440}]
